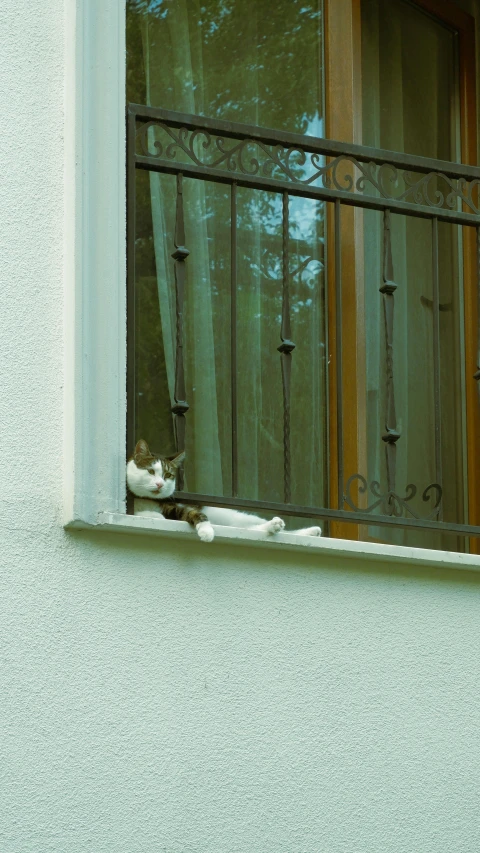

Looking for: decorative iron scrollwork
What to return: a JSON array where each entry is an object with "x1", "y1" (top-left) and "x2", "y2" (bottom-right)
[
  {"x1": 344, "y1": 474, "x2": 442, "y2": 521},
  {"x1": 137, "y1": 120, "x2": 480, "y2": 215}
]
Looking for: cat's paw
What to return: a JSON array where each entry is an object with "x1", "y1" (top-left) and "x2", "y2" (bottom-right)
[
  {"x1": 196, "y1": 521, "x2": 215, "y2": 543},
  {"x1": 265, "y1": 516, "x2": 285, "y2": 535},
  {"x1": 296, "y1": 526, "x2": 322, "y2": 537}
]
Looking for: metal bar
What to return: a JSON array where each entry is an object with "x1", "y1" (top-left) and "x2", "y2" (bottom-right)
[
  {"x1": 475, "y1": 226, "x2": 480, "y2": 382},
  {"x1": 126, "y1": 109, "x2": 137, "y2": 515},
  {"x1": 174, "y1": 491, "x2": 480, "y2": 537},
  {"x1": 278, "y1": 191, "x2": 295, "y2": 503},
  {"x1": 324, "y1": 195, "x2": 331, "y2": 538},
  {"x1": 135, "y1": 156, "x2": 479, "y2": 227},
  {"x1": 380, "y1": 209, "x2": 400, "y2": 507},
  {"x1": 231, "y1": 182, "x2": 238, "y2": 497},
  {"x1": 335, "y1": 199, "x2": 344, "y2": 509},
  {"x1": 129, "y1": 104, "x2": 480, "y2": 181},
  {"x1": 432, "y1": 217, "x2": 443, "y2": 503},
  {"x1": 171, "y1": 172, "x2": 190, "y2": 490}
]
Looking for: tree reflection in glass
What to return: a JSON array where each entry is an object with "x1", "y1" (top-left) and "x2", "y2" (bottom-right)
[{"x1": 127, "y1": 0, "x2": 327, "y2": 506}]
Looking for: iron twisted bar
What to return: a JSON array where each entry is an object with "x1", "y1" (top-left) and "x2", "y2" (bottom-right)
[
  {"x1": 335, "y1": 200, "x2": 344, "y2": 509},
  {"x1": 380, "y1": 209, "x2": 400, "y2": 508},
  {"x1": 432, "y1": 218, "x2": 443, "y2": 509},
  {"x1": 171, "y1": 172, "x2": 190, "y2": 490},
  {"x1": 278, "y1": 191, "x2": 295, "y2": 504},
  {"x1": 231, "y1": 182, "x2": 238, "y2": 497},
  {"x1": 174, "y1": 490, "x2": 475, "y2": 536},
  {"x1": 475, "y1": 226, "x2": 480, "y2": 383}
]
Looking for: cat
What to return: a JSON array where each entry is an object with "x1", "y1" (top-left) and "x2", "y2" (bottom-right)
[{"x1": 126, "y1": 439, "x2": 322, "y2": 543}]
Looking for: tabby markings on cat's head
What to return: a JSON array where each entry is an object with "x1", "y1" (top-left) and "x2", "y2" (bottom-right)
[{"x1": 126, "y1": 439, "x2": 185, "y2": 500}]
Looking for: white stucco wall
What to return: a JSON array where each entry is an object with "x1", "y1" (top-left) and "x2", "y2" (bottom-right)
[{"x1": 1, "y1": 2, "x2": 480, "y2": 853}]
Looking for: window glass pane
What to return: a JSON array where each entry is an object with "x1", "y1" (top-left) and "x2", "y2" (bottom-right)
[
  {"x1": 134, "y1": 170, "x2": 233, "y2": 495},
  {"x1": 289, "y1": 197, "x2": 327, "y2": 508},
  {"x1": 128, "y1": 0, "x2": 328, "y2": 508},
  {"x1": 134, "y1": 169, "x2": 176, "y2": 455},
  {"x1": 361, "y1": 0, "x2": 466, "y2": 550},
  {"x1": 235, "y1": 188, "x2": 284, "y2": 503},
  {"x1": 133, "y1": 173, "x2": 328, "y2": 502},
  {"x1": 362, "y1": 0, "x2": 457, "y2": 160},
  {"x1": 127, "y1": 0, "x2": 324, "y2": 135},
  {"x1": 182, "y1": 178, "x2": 232, "y2": 495},
  {"x1": 235, "y1": 190, "x2": 327, "y2": 506}
]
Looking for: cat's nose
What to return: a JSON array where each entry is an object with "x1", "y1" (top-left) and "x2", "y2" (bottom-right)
[{"x1": 155, "y1": 479, "x2": 165, "y2": 488}]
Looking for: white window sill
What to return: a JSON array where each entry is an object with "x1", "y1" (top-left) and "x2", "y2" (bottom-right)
[{"x1": 65, "y1": 512, "x2": 480, "y2": 574}]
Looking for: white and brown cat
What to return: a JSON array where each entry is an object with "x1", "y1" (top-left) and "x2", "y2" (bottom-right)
[{"x1": 127, "y1": 439, "x2": 322, "y2": 543}]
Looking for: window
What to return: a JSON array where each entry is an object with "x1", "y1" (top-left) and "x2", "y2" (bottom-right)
[{"x1": 125, "y1": 0, "x2": 480, "y2": 552}]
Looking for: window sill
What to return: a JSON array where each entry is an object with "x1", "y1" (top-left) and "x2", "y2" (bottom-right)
[{"x1": 65, "y1": 512, "x2": 480, "y2": 574}]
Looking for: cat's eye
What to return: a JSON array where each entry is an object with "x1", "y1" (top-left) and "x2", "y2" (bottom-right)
[
  {"x1": 148, "y1": 467, "x2": 155, "y2": 475},
  {"x1": 165, "y1": 472, "x2": 173, "y2": 479}
]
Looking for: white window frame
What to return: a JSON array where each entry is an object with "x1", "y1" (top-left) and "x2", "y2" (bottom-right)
[
  {"x1": 62, "y1": 0, "x2": 480, "y2": 574},
  {"x1": 64, "y1": 0, "x2": 127, "y2": 526}
]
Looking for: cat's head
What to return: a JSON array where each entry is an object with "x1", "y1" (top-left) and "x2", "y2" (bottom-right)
[{"x1": 126, "y1": 439, "x2": 185, "y2": 500}]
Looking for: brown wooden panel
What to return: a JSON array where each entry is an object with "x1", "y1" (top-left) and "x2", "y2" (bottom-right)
[{"x1": 325, "y1": 0, "x2": 364, "y2": 540}]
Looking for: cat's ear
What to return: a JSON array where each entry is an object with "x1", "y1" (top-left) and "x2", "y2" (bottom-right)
[
  {"x1": 134, "y1": 439, "x2": 151, "y2": 464},
  {"x1": 168, "y1": 450, "x2": 185, "y2": 468}
]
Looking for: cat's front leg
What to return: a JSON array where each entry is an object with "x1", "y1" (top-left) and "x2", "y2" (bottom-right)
[
  {"x1": 179, "y1": 506, "x2": 215, "y2": 542},
  {"x1": 195, "y1": 520, "x2": 215, "y2": 542}
]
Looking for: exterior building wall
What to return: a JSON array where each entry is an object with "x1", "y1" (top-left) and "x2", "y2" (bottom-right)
[{"x1": 1, "y1": 2, "x2": 480, "y2": 853}]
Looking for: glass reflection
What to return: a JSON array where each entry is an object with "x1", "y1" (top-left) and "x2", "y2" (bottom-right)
[{"x1": 128, "y1": 0, "x2": 327, "y2": 501}]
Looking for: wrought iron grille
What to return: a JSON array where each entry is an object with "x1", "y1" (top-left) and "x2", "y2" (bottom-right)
[{"x1": 127, "y1": 103, "x2": 480, "y2": 540}]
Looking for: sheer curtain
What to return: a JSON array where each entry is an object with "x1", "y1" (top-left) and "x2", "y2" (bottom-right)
[
  {"x1": 140, "y1": 6, "x2": 224, "y2": 493},
  {"x1": 361, "y1": 0, "x2": 466, "y2": 549},
  {"x1": 127, "y1": 0, "x2": 328, "y2": 508}
]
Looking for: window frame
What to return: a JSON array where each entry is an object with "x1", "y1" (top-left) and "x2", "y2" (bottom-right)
[
  {"x1": 64, "y1": 0, "x2": 127, "y2": 526},
  {"x1": 66, "y1": 0, "x2": 480, "y2": 554},
  {"x1": 325, "y1": 0, "x2": 480, "y2": 547}
]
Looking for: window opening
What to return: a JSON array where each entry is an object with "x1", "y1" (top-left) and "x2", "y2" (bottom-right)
[{"x1": 126, "y1": 0, "x2": 480, "y2": 549}]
